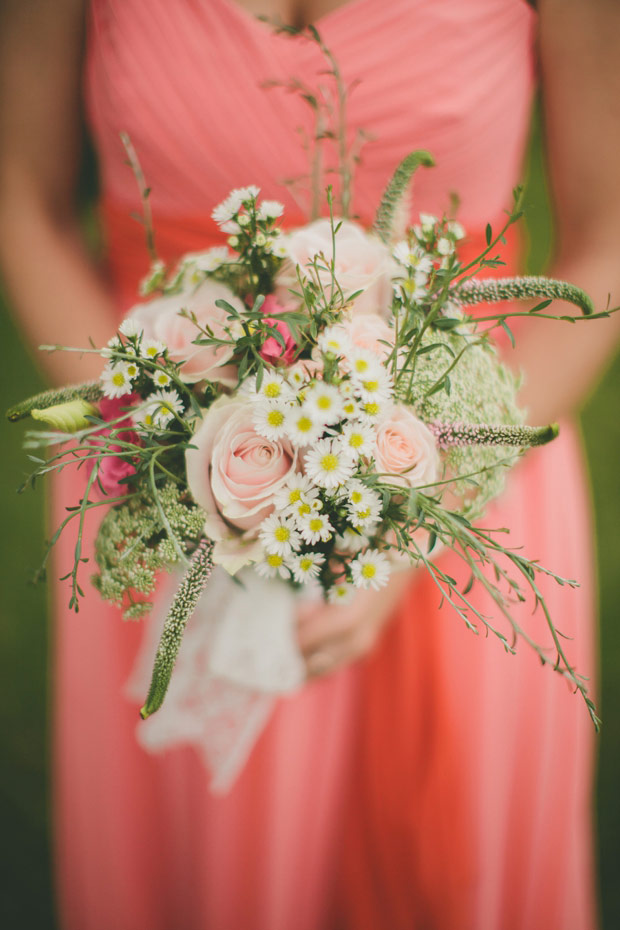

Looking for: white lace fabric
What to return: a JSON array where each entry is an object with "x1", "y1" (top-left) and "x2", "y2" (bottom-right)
[{"x1": 125, "y1": 567, "x2": 310, "y2": 793}]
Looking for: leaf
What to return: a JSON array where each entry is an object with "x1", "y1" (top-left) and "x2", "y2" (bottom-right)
[
  {"x1": 485, "y1": 223, "x2": 492, "y2": 245},
  {"x1": 500, "y1": 319, "x2": 515, "y2": 348}
]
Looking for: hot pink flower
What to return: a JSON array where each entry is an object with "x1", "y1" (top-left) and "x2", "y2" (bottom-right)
[
  {"x1": 258, "y1": 295, "x2": 297, "y2": 366},
  {"x1": 89, "y1": 394, "x2": 141, "y2": 498}
]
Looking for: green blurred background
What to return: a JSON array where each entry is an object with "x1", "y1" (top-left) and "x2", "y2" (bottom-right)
[{"x1": 1, "y1": 111, "x2": 619, "y2": 928}]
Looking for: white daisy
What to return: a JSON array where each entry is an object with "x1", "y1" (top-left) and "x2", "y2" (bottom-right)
[
  {"x1": 258, "y1": 200, "x2": 284, "y2": 220},
  {"x1": 254, "y1": 552, "x2": 290, "y2": 580},
  {"x1": 220, "y1": 220, "x2": 241, "y2": 235},
  {"x1": 125, "y1": 359, "x2": 140, "y2": 380},
  {"x1": 101, "y1": 362, "x2": 135, "y2": 398},
  {"x1": 350, "y1": 549, "x2": 391, "y2": 590},
  {"x1": 298, "y1": 510, "x2": 334, "y2": 545},
  {"x1": 251, "y1": 371, "x2": 293, "y2": 404},
  {"x1": 151, "y1": 369, "x2": 172, "y2": 389},
  {"x1": 356, "y1": 397, "x2": 393, "y2": 425},
  {"x1": 304, "y1": 383, "x2": 343, "y2": 426},
  {"x1": 285, "y1": 406, "x2": 325, "y2": 447},
  {"x1": 252, "y1": 401, "x2": 290, "y2": 441},
  {"x1": 341, "y1": 395, "x2": 361, "y2": 419},
  {"x1": 396, "y1": 276, "x2": 428, "y2": 301},
  {"x1": 327, "y1": 581, "x2": 355, "y2": 604},
  {"x1": 304, "y1": 438, "x2": 356, "y2": 489},
  {"x1": 119, "y1": 318, "x2": 144, "y2": 339},
  {"x1": 352, "y1": 367, "x2": 393, "y2": 405},
  {"x1": 348, "y1": 349, "x2": 383, "y2": 382},
  {"x1": 447, "y1": 220, "x2": 466, "y2": 240},
  {"x1": 134, "y1": 388, "x2": 183, "y2": 429},
  {"x1": 140, "y1": 338, "x2": 167, "y2": 360},
  {"x1": 288, "y1": 551, "x2": 325, "y2": 584},
  {"x1": 273, "y1": 474, "x2": 318, "y2": 512},
  {"x1": 345, "y1": 479, "x2": 381, "y2": 513},
  {"x1": 258, "y1": 515, "x2": 301, "y2": 558},
  {"x1": 232, "y1": 185, "x2": 261, "y2": 203},
  {"x1": 286, "y1": 363, "x2": 311, "y2": 390},
  {"x1": 392, "y1": 241, "x2": 433, "y2": 277},
  {"x1": 100, "y1": 336, "x2": 122, "y2": 360},
  {"x1": 318, "y1": 325, "x2": 351, "y2": 358},
  {"x1": 437, "y1": 236, "x2": 454, "y2": 256},
  {"x1": 418, "y1": 213, "x2": 438, "y2": 233},
  {"x1": 338, "y1": 421, "x2": 376, "y2": 460},
  {"x1": 212, "y1": 197, "x2": 240, "y2": 225}
]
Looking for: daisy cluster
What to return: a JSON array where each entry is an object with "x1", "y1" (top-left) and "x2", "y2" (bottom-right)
[
  {"x1": 248, "y1": 333, "x2": 396, "y2": 599},
  {"x1": 99, "y1": 318, "x2": 185, "y2": 430},
  {"x1": 391, "y1": 214, "x2": 465, "y2": 310}
]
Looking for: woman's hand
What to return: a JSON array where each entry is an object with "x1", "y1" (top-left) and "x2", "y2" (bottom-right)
[{"x1": 296, "y1": 569, "x2": 413, "y2": 679}]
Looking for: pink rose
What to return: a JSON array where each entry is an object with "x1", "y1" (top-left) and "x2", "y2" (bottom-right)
[
  {"x1": 186, "y1": 396, "x2": 298, "y2": 572},
  {"x1": 89, "y1": 395, "x2": 141, "y2": 498},
  {"x1": 344, "y1": 313, "x2": 395, "y2": 361},
  {"x1": 275, "y1": 219, "x2": 395, "y2": 316},
  {"x1": 128, "y1": 280, "x2": 244, "y2": 385},
  {"x1": 374, "y1": 405, "x2": 440, "y2": 489},
  {"x1": 259, "y1": 295, "x2": 297, "y2": 366}
]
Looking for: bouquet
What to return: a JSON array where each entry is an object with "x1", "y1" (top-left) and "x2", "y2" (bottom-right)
[{"x1": 8, "y1": 148, "x2": 605, "y2": 727}]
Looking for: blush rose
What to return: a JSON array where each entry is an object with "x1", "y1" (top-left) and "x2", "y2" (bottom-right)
[
  {"x1": 275, "y1": 218, "x2": 395, "y2": 317},
  {"x1": 128, "y1": 280, "x2": 244, "y2": 385},
  {"x1": 374, "y1": 405, "x2": 440, "y2": 489},
  {"x1": 186, "y1": 396, "x2": 298, "y2": 573}
]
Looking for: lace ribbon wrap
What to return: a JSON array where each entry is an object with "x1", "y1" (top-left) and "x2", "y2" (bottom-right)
[{"x1": 125, "y1": 567, "x2": 309, "y2": 793}]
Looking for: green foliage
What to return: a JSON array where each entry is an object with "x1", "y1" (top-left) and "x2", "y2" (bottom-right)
[{"x1": 93, "y1": 483, "x2": 206, "y2": 619}]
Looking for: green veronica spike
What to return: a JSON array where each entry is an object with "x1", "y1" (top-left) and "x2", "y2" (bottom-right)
[
  {"x1": 6, "y1": 381, "x2": 103, "y2": 422},
  {"x1": 454, "y1": 275, "x2": 594, "y2": 316},
  {"x1": 373, "y1": 150, "x2": 435, "y2": 244},
  {"x1": 140, "y1": 538, "x2": 214, "y2": 719}
]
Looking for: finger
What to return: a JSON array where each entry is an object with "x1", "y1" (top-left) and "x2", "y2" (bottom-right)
[
  {"x1": 296, "y1": 603, "x2": 359, "y2": 653},
  {"x1": 305, "y1": 624, "x2": 379, "y2": 679}
]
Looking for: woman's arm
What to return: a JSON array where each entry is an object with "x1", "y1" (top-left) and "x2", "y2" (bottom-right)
[
  {"x1": 513, "y1": 0, "x2": 620, "y2": 424},
  {"x1": 0, "y1": 0, "x2": 117, "y2": 386}
]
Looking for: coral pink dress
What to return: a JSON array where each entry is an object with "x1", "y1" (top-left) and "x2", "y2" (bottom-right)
[{"x1": 52, "y1": 1, "x2": 596, "y2": 927}]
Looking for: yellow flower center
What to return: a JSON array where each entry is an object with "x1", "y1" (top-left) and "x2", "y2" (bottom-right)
[
  {"x1": 351, "y1": 490, "x2": 363, "y2": 504},
  {"x1": 264, "y1": 383, "x2": 281, "y2": 398},
  {"x1": 274, "y1": 526, "x2": 290, "y2": 543},
  {"x1": 296, "y1": 415, "x2": 313, "y2": 433},
  {"x1": 267, "y1": 409, "x2": 285, "y2": 427},
  {"x1": 112, "y1": 372, "x2": 126, "y2": 387},
  {"x1": 309, "y1": 518, "x2": 323, "y2": 532},
  {"x1": 362, "y1": 380, "x2": 379, "y2": 392},
  {"x1": 364, "y1": 402, "x2": 380, "y2": 416},
  {"x1": 354, "y1": 359, "x2": 369, "y2": 374},
  {"x1": 267, "y1": 553, "x2": 283, "y2": 567},
  {"x1": 297, "y1": 503, "x2": 311, "y2": 517},
  {"x1": 289, "y1": 489, "x2": 301, "y2": 503},
  {"x1": 320, "y1": 453, "x2": 339, "y2": 472},
  {"x1": 348, "y1": 433, "x2": 363, "y2": 449},
  {"x1": 317, "y1": 395, "x2": 332, "y2": 410},
  {"x1": 357, "y1": 507, "x2": 371, "y2": 520},
  {"x1": 361, "y1": 563, "x2": 377, "y2": 579},
  {"x1": 299, "y1": 557, "x2": 313, "y2": 572}
]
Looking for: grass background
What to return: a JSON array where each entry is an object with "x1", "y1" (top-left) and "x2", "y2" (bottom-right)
[{"x1": 1, "y1": 112, "x2": 619, "y2": 927}]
